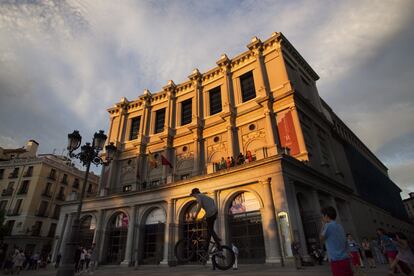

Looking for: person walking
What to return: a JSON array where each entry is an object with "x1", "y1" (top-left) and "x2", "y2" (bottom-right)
[
  {"x1": 320, "y1": 206, "x2": 353, "y2": 276},
  {"x1": 389, "y1": 232, "x2": 414, "y2": 275},
  {"x1": 361, "y1": 238, "x2": 375, "y2": 268},
  {"x1": 12, "y1": 250, "x2": 25, "y2": 275},
  {"x1": 347, "y1": 234, "x2": 361, "y2": 274},
  {"x1": 88, "y1": 245, "x2": 98, "y2": 275},
  {"x1": 377, "y1": 228, "x2": 398, "y2": 271},
  {"x1": 232, "y1": 243, "x2": 239, "y2": 270},
  {"x1": 291, "y1": 239, "x2": 303, "y2": 269}
]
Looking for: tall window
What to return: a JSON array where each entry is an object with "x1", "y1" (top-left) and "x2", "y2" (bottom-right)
[
  {"x1": 0, "y1": 200, "x2": 7, "y2": 211},
  {"x1": 49, "y1": 169, "x2": 56, "y2": 180},
  {"x1": 37, "y1": 201, "x2": 48, "y2": 216},
  {"x1": 154, "y1": 108, "x2": 166, "y2": 134},
  {"x1": 0, "y1": 169, "x2": 4, "y2": 179},
  {"x1": 5, "y1": 220, "x2": 15, "y2": 235},
  {"x1": 24, "y1": 166, "x2": 33, "y2": 177},
  {"x1": 240, "y1": 71, "x2": 256, "y2": 102},
  {"x1": 181, "y1": 99, "x2": 192, "y2": 126},
  {"x1": 18, "y1": 180, "x2": 30, "y2": 194},
  {"x1": 209, "y1": 87, "x2": 222, "y2": 115},
  {"x1": 52, "y1": 205, "x2": 61, "y2": 219},
  {"x1": 48, "y1": 223, "x2": 57, "y2": 237},
  {"x1": 129, "y1": 116, "x2": 141, "y2": 140},
  {"x1": 13, "y1": 199, "x2": 23, "y2": 215},
  {"x1": 61, "y1": 174, "x2": 68, "y2": 184},
  {"x1": 57, "y1": 187, "x2": 65, "y2": 200},
  {"x1": 72, "y1": 179, "x2": 79, "y2": 189},
  {"x1": 9, "y1": 168, "x2": 19, "y2": 178},
  {"x1": 32, "y1": 221, "x2": 42, "y2": 236}
]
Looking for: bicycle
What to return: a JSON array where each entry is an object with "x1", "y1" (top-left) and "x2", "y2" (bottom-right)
[{"x1": 174, "y1": 227, "x2": 235, "y2": 270}]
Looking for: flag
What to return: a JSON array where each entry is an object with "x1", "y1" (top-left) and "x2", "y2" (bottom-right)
[
  {"x1": 148, "y1": 151, "x2": 158, "y2": 169},
  {"x1": 161, "y1": 154, "x2": 173, "y2": 168}
]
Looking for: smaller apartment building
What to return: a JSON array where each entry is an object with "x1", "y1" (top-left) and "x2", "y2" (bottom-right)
[{"x1": 0, "y1": 140, "x2": 99, "y2": 257}]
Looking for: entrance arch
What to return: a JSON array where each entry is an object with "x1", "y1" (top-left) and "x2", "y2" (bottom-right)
[
  {"x1": 79, "y1": 215, "x2": 95, "y2": 249},
  {"x1": 227, "y1": 191, "x2": 265, "y2": 263},
  {"x1": 105, "y1": 212, "x2": 128, "y2": 264},
  {"x1": 179, "y1": 201, "x2": 207, "y2": 263},
  {"x1": 141, "y1": 208, "x2": 166, "y2": 264}
]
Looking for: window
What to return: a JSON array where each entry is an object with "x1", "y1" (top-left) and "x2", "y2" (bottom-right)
[
  {"x1": 43, "y1": 182, "x2": 53, "y2": 197},
  {"x1": 9, "y1": 168, "x2": 19, "y2": 178},
  {"x1": 87, "y1": 183, "x2": 93, "y2": 193},
  {"x1": 61, "y1": 174, "x2": 68, "y2": 184},
  {"x1": 52, "y1": 205, "x2": 61, "y2": 219},
  {"x1": 37, "y1": 201, "x2": 48, "y2": 217},
  {"x1": 72, "y1": 179, "x2": 79, "y2": 189},
  {"x1": 123, "y1": 185, "x2": 132, "y2": 192},
  {"x1": 32, "y1": 221, "x2": 42, "y2": 236},
  {"x1": 154, "y1": 108, "x2": 166, "y2": 134},
  {"x1": 0, "y1": 200, "x2": 8, "y2": 211},
  {"x1": 48, "y1": 223, "x2": 57, "y2": 237},
  {"x1": 57, "y1": 187, "x2": 65, "y2": 200},
  {"x1": 209, "y1": 87, "x2": 222, "y2": 115},
  {"x1": 18, "y1": 180, "x2": 30, "y2": 194},
  {"x1": 129, "y1": 116, "x2": 141, "y2": 140},
  {"x1": 5, "y1": 220, "x2": 15, "y2": 235},
  {"x1": 24, "y1": 166, "x2": 33, "y2": 177},
  {"x1": 240, "y1": 71, "x2": 256, "y2": 102},
  {"x1": 13, "y1": 199, "x2": 23, "y2": 215},
  {"x1": 0, "y1": 169, "x2": 4, "y2": 179},
  {"x1": 49, "y1": 169, "x2": 56, "y2": 180},
  {"x1": 181, "y1": 99, "x2": 192, "y2": 125}
]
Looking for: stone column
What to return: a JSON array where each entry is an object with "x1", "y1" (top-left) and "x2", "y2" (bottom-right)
[
  {"x1": 247, "y1": 37, "x2": 269, "y2": 97},
  {"x1": 264, "y1": 109, "x2": 280, "y2": 156},
  {"x1": 160, "y1": 199, "x2": 175, "y2": 265},
  {"x1": 59, "y1": 213, "x2": 74, "y2": 255},
  {"x1": 52, "y1": 213, "x2": 69, "y2": 261},
  {"x1": 260, "y1": 178, "x2": 282, "y2": 264},
  {"x1": 290, "y1": 106, "x2": 308, "y2": 158},
  {"x1": 92, "y1": 210, "x2": 104, "y2": 257},
  {"x1": 121, "y1": 206, "x2": 137, "y2": 266},
  {"x1": 310, "y1": 189, "x2": 323, "y2": 233},
  {"x1": 216, "y1": 54, "x2": 232, "y2": 113}
]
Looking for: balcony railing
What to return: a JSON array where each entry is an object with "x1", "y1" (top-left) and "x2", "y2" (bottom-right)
[
  {"x1": 7, "y1": 210, "x2": 21, "y2": 216},
  {"x1": 8, "y1": 173, "x2": 18, "y2": 179},
  {"x1": 2, "y1": 188, "x2": 14, "y2": 196},
  {"x1": 41, "y1": 191, "x2": 52, "y2": 198}
]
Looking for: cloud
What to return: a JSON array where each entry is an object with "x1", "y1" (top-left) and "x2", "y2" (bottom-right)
[
  {"x1": 0, "y1": 135, "x2": 20, "y2": 149},
  {"x1": 0, "y1": 0, "x2": 413, "y2": 196}
]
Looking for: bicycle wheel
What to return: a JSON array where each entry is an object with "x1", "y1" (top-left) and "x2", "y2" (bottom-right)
[
  {"x1": 174, "y1": 239, "x2": 195, "y2": 263},
  {"x1": 212, "y1": 245, "x2": 235, "y2": 270}
]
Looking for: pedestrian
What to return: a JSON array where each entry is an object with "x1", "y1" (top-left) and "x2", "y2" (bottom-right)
[
  {"x1": 88, "y1": 244, "x2": 98, "y2": 274},
  {"x1": 230, "y1": 156, "x2": 235, "y2": 167},
  {"x1": 79, "y1": 247, "x2": 86, "y2": 272},
  {"x1": 232, "y1": 243, "x2": 239, "y2": 270},
  {"x1": 219, "y1": 157, "x2": 226, "y2": 170},
  {"x1": 12, "y1": 250, "x2": 25, "y2": 275},
  {"x1": 55, "y1": 253, "x2": 61, "y2": 269},
  {"x1": 310, "y1": 244, "x2": 324, "y2": 265},
  {"x1": 236, "y1": 153, "x2": 244, "y2": 165},
  {"x1": 320, "y1": 206, "x2": 353, "y2": 276},
  {"x1": 377, "y1": 228, "x2": 398, "y2": 271},
  {"x1": 74, "y1": 246, "x2": 81, "y2": 273},
  {"x1": 347, "y1": 234, "x2": 361, "y2": 274},
  {"x1": 226, "y1": 157, "x2": 231, "y2": 169},
  {"x1": 32, "y1": 252, "x2": 40, "y2": 270},
  {"x1": 361, "y1": 238, "x2": 375, "y2": 268},
  {"x1": 291, "y1": 239, "x2": 303, "y2": 269},
  {"x1": 246, "y1": 150, "x2": 253, "y2": 162},
  {"x1": 3, "y1": 252, "x2": 14, "y2": 274},
  {"x1": 389, "y1": 232, "x2": 414, "y2": 275},
  {"x1": 371, "y1": 238, "x2": 386, "y2": 264}
]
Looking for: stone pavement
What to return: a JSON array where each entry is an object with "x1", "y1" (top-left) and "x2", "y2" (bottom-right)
[{"x1": 15, "y1": 264, "x2": 390, "y2": 276}]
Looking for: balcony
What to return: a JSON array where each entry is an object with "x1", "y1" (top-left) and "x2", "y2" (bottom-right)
[
  {"x1": 48, "y1": 175, "x2": 56, "y2": 181},
  {"x1": 2, "y1": 188, "x2": 14, "y2": 196},
  {"x1": 8, "y1": 173, "x2": 18, "y2": 179},
  {"x1": 6, "y1": 210, "x2": 21, "y2": 216},
  {"x1": 23, "y1": 171, "x2": 33, "y2": 177},
  {"x1": 56, "y1": 194, "x2": 65, "y2": 201},
  {"x1": 41, "y1": 191, "x2": 52, "y2": 198},
  {"x1": 35, "y1": 211, "x2": 48, "y2": 217},
  {"x1": 17, "y1": 189, "x2": 28, "y2": 195}
]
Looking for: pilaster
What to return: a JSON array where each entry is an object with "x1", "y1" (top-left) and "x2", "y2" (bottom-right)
[{"x1": 121, "y1": 206, "x2": 137, "y2": 266}]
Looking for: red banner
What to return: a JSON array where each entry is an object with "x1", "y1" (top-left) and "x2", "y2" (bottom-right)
[{"x1": 277, "y1": 110, "x2": 300, "y2": 155}]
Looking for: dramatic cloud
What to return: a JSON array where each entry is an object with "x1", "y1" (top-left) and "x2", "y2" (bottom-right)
[{"x1": 0, "y1": 0, "x2": 413, "y2": 195}]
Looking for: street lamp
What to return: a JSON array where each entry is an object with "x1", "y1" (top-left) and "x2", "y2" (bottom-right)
[{"x1": 57, "y1": 130, "x2": 116, "y2": 276}]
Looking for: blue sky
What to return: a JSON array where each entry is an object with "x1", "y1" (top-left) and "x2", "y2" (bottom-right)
[{"x1": 0, "y1": 0, "x2": 413, "y2": 197}]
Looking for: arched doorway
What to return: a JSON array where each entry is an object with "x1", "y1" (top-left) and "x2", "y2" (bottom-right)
[
  {"x1": 227, "y1": 192, "x2": 265, "y2": 263},
  {"x1": 179, "y1": 201, "x2": 207, "y2": 263},
  {"x1": 106, "y1": 212, "x2": 128, "y2": 264},
  {"x1": 79, "y1": 215, "x2": 95, "y2": 249},
  {"x1": 141, "y1": 208, "x2": 166, "y2": 264}
]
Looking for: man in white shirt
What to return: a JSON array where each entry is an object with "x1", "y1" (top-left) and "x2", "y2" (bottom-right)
[{"x1": 190, "y1": 188, "x2": 222, "y2": 251}]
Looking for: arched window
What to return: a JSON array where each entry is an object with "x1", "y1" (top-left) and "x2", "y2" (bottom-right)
[
  {"x1": 141, "y1": 208, "x2": 166, "y2": 264},
  {"x1": 106, "y1": 212, "x2": 128, "y2": 264},
  {"x1": 228, "y1": 192, "x2": 265, "y2": 263}
]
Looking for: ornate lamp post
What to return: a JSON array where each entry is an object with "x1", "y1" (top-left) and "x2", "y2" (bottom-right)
[{"x1": 57, "y1": 130, "x2": 116, "y2": 276}]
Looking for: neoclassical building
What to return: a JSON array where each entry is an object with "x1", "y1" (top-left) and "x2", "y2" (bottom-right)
[{"x1": 53, "y1": 32, "x2": 412, "y2": 266}]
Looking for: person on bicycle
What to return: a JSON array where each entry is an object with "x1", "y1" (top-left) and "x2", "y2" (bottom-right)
[{"x1": 190, "y1": 188, "x2": 222, "y2": 251}]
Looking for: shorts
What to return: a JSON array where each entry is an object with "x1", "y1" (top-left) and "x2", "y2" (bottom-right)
[
  {"x1": 364, "y1": 250, "x2": 373, "y2": 258},
  {"x1": 330, "y1": 258, "x2": 353, "y2": 276},
  {"x1": 350, "y1": 252, "x2": 361, "y2": 266},
  {"x1": 387, "y1": 251, "x2": 398, "y2": 260}
]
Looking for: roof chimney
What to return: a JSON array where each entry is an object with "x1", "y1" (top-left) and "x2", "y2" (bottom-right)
[{"x1": 25, "y1": 140, "x2": 39, "y2": 157}]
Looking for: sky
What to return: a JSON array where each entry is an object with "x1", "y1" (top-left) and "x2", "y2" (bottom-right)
[{"x1": 0, "y1": 0, "x2": 413, "y2": 197}]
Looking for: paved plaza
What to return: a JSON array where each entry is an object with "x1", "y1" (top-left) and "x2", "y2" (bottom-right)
[{"x1": 16, "y1": 264, "x2": 389, "y2": 276}]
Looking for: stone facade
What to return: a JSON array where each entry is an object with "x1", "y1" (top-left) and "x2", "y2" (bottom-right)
[
  {"x1": 54, "y1": 32, "x2": 413, "y2": 266},
  {"x1": 0, "y1": 141, "x2": 99, "y2": 258}
]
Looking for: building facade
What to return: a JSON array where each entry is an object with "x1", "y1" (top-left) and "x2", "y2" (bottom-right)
[
  {"x1": 403, "y1": 193, "x2": 414, "y2": 222},
  {"x1": 0, "y1": 140, "x2": 99, "y2": 258},
  {"x1": 54, "y1": 32, "x2": 412, "y2": 266}
]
